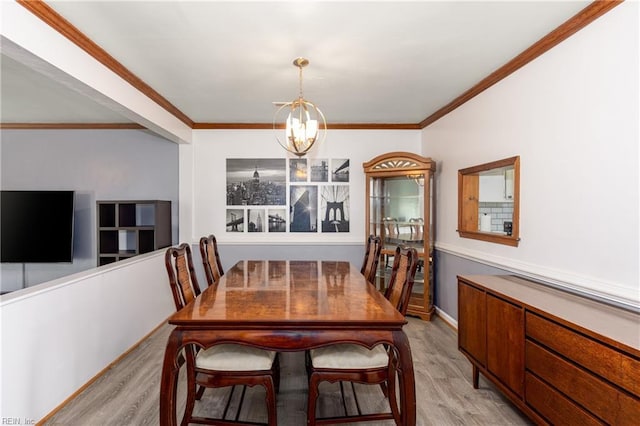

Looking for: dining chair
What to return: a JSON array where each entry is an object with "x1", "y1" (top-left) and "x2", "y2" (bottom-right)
[
  {"x1": 199, "y1": 234, "x2": 225, "y2": 286},
  {"x1": 360, "y1": 235, "x2": 382, "y2": 285},
  {"x1": 408, "y1": 218, "x2": 424, "y2": 272},
  {"x1": 165, "y1": 243, "x2": 279, "y2": 426},
  {"x1": 306, "y1": 245, "x2": 419, "y2": 425},
  {"x1": 382, "y1": 217, "x2": 399, "y2": 241},
  {"x1": 408, "y1": 217, "x2": 424, "y2": 241}
]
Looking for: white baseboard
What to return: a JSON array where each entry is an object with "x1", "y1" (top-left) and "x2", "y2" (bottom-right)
[{"x1": 435, "y1": 306, "x2": 458, "y2": 330}]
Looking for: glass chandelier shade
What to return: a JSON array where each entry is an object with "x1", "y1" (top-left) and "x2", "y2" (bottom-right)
[{"x1": 274, "y1": 58, "x2": 326, "y2": 157}]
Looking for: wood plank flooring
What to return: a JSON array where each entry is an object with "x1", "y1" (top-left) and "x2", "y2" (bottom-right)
[{"x1": 44, "y1": 316, "x2": 532, "y2": 425}]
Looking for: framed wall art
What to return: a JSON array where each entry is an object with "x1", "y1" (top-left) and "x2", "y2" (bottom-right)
[{"x1": 225, "y1": 157, "x2": 350, "y2": 234}]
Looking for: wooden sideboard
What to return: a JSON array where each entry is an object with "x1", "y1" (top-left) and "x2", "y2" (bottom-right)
[{"x1": 457, "y1": 274, "x2": 640, "y2": 425}]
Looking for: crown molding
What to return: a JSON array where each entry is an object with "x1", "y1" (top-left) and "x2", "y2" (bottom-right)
[
  {"x1": 1, "y1": 122, "x2": 419, "y2": 131},
  {"x1": 193, "y1": 122, "x2": 421, "y2": 130},
  {"x1": 0, "y1": 123, "x2": 145, "y2": 130}
]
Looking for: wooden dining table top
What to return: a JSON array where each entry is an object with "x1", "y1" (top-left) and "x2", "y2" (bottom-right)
[{"x1": 168, "y1": 259, "x2": 407, "y2": 328}]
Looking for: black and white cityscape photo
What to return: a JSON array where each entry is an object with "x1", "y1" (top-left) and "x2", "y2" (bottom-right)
[
  {"x1": 247, "y1": 209, "x2": 265, "y2": 232},
  {"x1": 310, "y1": 159, "x2": 329, "y2": 182},
  {"x1": 290, "y1": 185, "x2": 318, "y2": 232},
  {"x1": 289, "y1": 158, "x2": 308, "y2": 182},
  {"x1": 226, "y1": 159, "x2": 286, "y2": 205}
]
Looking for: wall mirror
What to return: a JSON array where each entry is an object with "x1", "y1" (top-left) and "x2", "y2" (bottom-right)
[{"x1": 458, "y1": 156, "x2": 520, "y2": 246}]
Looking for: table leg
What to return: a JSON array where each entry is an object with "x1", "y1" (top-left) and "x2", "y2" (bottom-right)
[
  {"x1": 160, "y1": 329, "x2": 182, "y2": 426},
  {"x1": 393, "y1": 330, "x2": 416, "y2": 425}
]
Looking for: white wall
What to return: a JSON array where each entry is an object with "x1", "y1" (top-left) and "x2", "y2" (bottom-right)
[
  {"x1": 0, "y1": 251, "x2": 175, "y2": 421},
  {"x1": 423, "y1": 2, "x2": 639, "y2": 307},
  {"x1": 185, "y1": 129, "x2": 422, "y2": 246}
]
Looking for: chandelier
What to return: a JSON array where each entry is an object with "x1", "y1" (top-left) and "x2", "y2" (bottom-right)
[
  {"x1": 407, "y1": 173, "x2": 425, "y2": 187},
  {"x1": 273, "y1": 57, "x2": 327, "y2": 157}
]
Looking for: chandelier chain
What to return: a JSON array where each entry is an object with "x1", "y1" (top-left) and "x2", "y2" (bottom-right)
[{"x1": 298, "y1": 65, "x2": 304, "y2": 100}]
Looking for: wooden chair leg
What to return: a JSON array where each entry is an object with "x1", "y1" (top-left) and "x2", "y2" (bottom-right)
[
  {"x1": 265, "y1": 378, "x2": 278, "y2": 426},
  {"x1": 182, "y1": 371, "x2": 196, "y2": 426},
  {"x1": 388, "y1": 375, "x2": 400, "y2": 424},
  {"x1": 379, "y1": 381, "x2": 389, "y2": 397},
  {"x1": 307, "y1": 374, "x2": 320, "y2": 426},
  {"x1": 387, "y1": 351, "x2": 401, "y2": 424},
  {"x1": 195, "y1": 385, "x2": 205, "y2": 400},
  {"x1": 274, "y1": 354, "x2": 281, "y2": 393},
  {"x1": 181, "y1": 348, "x2": 197, "y2": 426}
]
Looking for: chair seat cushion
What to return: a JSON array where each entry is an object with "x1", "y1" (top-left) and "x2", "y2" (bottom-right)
[
  {"x1": 311, "y1": 344, "x2": 389, "y2": 369},
  {"x1": 195, "y1": 344, "x2": 276, "y2": 371}
]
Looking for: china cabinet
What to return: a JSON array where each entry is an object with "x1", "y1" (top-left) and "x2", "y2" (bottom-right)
[{"x1": 363, "y1": 152, "x2": 436, "y2": 320}]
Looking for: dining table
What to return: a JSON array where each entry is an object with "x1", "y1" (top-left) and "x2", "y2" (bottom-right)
[{"x1": 159, "y1": 259, "x2": 416, "y2": 425}]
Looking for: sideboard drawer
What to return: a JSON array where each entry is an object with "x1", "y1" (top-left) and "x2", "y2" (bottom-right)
[
  {"x1": 525, "y1": 372, "x2": 602, "y2": 426},
  {"x1": 526, "y1": 312, "x2": 640, "y2": 396},
  {"x1": 526, "y1": 340, "x2": 640, "y2": 425}
]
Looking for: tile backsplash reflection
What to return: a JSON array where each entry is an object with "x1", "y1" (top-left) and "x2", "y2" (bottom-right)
[{"x1": 479, "y1": 202, "x2": 513, "y2": 233}]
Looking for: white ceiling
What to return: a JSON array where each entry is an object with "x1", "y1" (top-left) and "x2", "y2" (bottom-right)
[{"x1": 1, "y1": 1, "x2": 592, "y2": 126}]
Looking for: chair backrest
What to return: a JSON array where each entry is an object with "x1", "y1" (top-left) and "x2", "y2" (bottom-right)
[
  {"x1": 360, "y1": 235, "x2": 382, "y2": 284},
  {"x1": 165, "y1": 243, "x2": 202, "y2": 311},
  {"x1": 384, "y1": 245, "x2": 419, "y2": 316},
  {"x1": 199, "y1": 234, "x2": 225, "y2": 286},
  {"x1": 409, "y1": 218, "x2": 424, "y2": 241},
  {"x1": 383, "y1": 217, "x2": 400, "y2": 239}
]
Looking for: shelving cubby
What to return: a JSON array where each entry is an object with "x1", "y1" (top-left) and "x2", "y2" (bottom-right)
[{"x1": 96, "y1": 200, "x2": 171, "y2": 266}]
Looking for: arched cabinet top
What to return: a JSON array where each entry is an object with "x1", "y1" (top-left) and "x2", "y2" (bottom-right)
[{"x1": 363, "y1": 151, "x2": 435, "y2": 175}]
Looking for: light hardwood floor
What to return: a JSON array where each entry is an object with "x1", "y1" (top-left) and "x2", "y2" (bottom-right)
[{"x1": 44, "y1": 316, "x2": 532, "y2": 425}]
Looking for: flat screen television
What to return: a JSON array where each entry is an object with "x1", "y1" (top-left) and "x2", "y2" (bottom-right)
[{"x1": 1, "y1": 190, "x2": 75, "y2": 263}]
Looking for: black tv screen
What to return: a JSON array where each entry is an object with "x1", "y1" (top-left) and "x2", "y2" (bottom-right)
[{"x1": 1, "y1": 190, "x2": 75, "y2": 263}]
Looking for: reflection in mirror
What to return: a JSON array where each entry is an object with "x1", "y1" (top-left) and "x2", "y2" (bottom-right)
[{"x1": 458, "y1": 156, "x2": 520, "y2": 246}]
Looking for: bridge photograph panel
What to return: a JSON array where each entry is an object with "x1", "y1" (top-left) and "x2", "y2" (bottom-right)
[
  {"x1": 320, "y1": 185, "x2": 350, "y2": 233},
  {"x1": 226, "y1": 209, "x2": 245, "y2": 232},
  {"x1": 268, "y1": 209, "x2": 287, "y2": 233},
  {"x1": 331, "y1": 159, "x2": 350, "y2": 183}
]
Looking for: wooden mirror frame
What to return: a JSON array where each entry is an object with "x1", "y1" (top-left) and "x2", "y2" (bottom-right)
[{"x1": 458, "y1": 156, "x2": 520, "y2": 247}]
